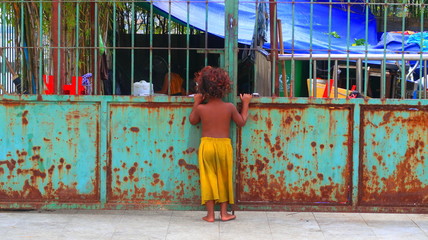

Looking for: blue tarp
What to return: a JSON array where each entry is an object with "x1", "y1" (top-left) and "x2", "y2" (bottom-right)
[
  {"x1": 145, "y1": 0, "x2": 378, "y2": 54},
  {"x1": 373, "y1": 32, "x2": 428, "y2": 53}
]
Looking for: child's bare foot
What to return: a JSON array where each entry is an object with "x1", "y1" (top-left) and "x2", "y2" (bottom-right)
[
  {"x1": 202, "y1": 216, "x2": 215, "y2": 222},
  {"x1": 220, "y1": 213, "x2": 236, "y2": 221}
]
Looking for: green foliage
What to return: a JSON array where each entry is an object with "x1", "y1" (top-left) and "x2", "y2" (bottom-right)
[
  {"x1": 352, "y1": 38, "x2": 366, "y2": 46},
  {"x1": 325, "y1": 31, "x2": 341, "y2": 38},
  {"x1": 369, "y1": 0, "x2": 428, "y2": 18}
]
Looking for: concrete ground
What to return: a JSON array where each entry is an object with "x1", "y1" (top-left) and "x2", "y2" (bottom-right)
[{"x1": 0, "y1": 210, "x2": 427, "y2": 240}]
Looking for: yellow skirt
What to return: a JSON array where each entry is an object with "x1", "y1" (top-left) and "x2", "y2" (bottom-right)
[{"x1": 198, "y1": 137, "x2": 234, "y2": 205}]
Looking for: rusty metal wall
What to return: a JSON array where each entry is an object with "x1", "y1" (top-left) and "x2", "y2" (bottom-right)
[
  {"x1": 0, "y1": 100, "x2": 100, "y2": 205},
  {"x1": 237, "y1": 103, "x2": 353, "y2": 205},
  {"x1": 107, "y1": 102, "x2": 200, "y2": 206},
  {"x1": 0, "y1": 96, "x2": 427, "y2": 212},
  {"x1": 359, "y1": 105, "x2": 428, "y2": 207}
]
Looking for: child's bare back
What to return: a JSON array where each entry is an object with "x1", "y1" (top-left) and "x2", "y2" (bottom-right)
[{"x1": 193, "y1": 98, "x2": 249, "y2": 138}]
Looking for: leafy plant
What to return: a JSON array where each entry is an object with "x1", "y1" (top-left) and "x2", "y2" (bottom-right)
[
  {"x1": 369, "y1": 0, "x2": 428, "y2": 18},
  {"x1": 325, "y1": 31, "x2": 341, "y2": 38},
  {"x1": 352, "y1": 38, "x2": 366, "y2": 46}
]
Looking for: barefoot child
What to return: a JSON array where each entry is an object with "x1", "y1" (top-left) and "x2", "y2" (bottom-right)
[{"x1": 189, "y1": 66, "x2": 252, "y2": 222}]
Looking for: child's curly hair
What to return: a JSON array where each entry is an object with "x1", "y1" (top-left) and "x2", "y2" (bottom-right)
[{"x1": 195, "y1": 66, "x2": 231, "y2": 99}]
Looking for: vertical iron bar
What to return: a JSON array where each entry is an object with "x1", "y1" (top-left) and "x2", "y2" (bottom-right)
[
  {"x1": 290, "y1": 0, "x2": 295, "y2": 97},
  {"x1": 112, "y1": 2, "x2": 117, "y2": 95},
  {"x1": 380, "y1": 60, "x2": 385, "y2": 98},
  {"x1": 149, "y1": 1, "x2": 153, "y2": 94},
  {"x1": 131, "y1": 1, "x2": 135, "y2": 96},
  {"x1": 224, "y1": 0, "x2": 239, "y2": 210},
  {"x1": 381, "y1": 0, "x2": 388, "y2": 99},
  {"x1": 186, "y1": 0, "x2": 190, "y2": 95},
  {"x1": 1, "y1": 2, "x2": 5, "y2": 94},
  {"x1": 346, "y1": 0, "x2": 350, "y2": 97},
  {"x1": 398, "y1": 3, "x2": 405, "y2": 98},
  {"x1": 310, "y1": 0, "x2": 315, "y2": 97},
  {"x1": 327, "y1": 0, "x2": 332, "y2": 98},
  {"x1": 333, "y1": 60, "x2": 338, "y2": 98},
  {"x1": 205, "y1": 0, "x2": 209, "y2": 66},
  {"x1": 75, "y1": 1, "x2": 80, "y2": 95},
  {"x1": 313, "y1": 60, "x2": 317, "y2": 97},
  {"x1": 94, "y1": 2, "x2": 98, "y2": 95},
  {"x1": 38, "y1": 0, "x2": 43, "y2": 94},
  {"x1": 20, "y1": 0, "x2": 24, "y2": 94},
  {"x1": 419, "y1": 1, "x2": 424, "y2": 99},
  {"x1": 421, "y1": 61, "x2": 428, "y2": 99},
  {"x1": 57, "y1": 0, "x2": 61, "y2": 94},
  {"x1": 363, "y1": 0, "x2": 369, "y2": 96},
  {"x1": 224, "y1": 0, "x2": 238, "y2": 98},
  {"x1": 401, "y1": 1, "x2": 406, "y2": 99},
  {"x1": 168, "y1": 0, "x2": 172, "y2": 95},
  {"x1": 253, "y1": 1, "x2": 259, "y2": 95}
]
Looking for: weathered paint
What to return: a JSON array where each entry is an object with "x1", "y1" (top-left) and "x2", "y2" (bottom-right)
[
  {"x1": 1, "y1": 95, "x2": 427, "y2": 213},
  {"x1": 107, "y1": 103, "x2": 200, "y2": 205},
  {"x1": 0, "y1": 101, "x2": 100, "y2": 202},
  {"x1": 359, "y1": 105, "x2": 428, "y2": 206},
  {"x1": 237, "y1": 103, "x2": 353, "y2": 205}
]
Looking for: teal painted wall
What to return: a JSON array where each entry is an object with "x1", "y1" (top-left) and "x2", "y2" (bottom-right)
[{"x1": 0, "y1": 95, "x2": 427, "y2": 212}]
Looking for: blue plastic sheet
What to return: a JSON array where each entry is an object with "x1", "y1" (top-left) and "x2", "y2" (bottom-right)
[
  {"x1": 407, "y1": 32, "x2": 428, "y2": 52},
  {"x1": 372, "y1": 32, "x2": 420, "y2": 52},
  {"x1": 144, "y1": 0, "x2": 378, "y2": 54}
]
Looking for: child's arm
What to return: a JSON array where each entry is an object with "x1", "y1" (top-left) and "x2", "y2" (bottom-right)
[
  {"x1": 231, "y1": 93, "x2": 252, "y2": 127},
  {"x1": 189, "y1": 93, "x2": 203, "y2": 125}
]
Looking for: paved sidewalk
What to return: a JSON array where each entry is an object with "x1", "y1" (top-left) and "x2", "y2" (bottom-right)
[{"x1": 0, "y1": 210, "x2": 427, "y2": 240}]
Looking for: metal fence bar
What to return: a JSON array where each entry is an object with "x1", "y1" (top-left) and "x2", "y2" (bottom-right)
[
  {"x1": 1, "y1": 0, "x2": 426, "y2": 99},
  {"x1": 290, "y1": 0, "x2": 295, "y2": 97},
  {"x1": 1, "y1": 2, "x2": 5, "y2": 94},
  {"x1": 309, "y1": 0, "x2": 315, "y2": 98},
  {"x1": 419, "y1": 1, "x2": 425, "y2": 100},
  {"x1": 112, "y1": 3, "x2": 117, "y2": 95},
  {"x1": 421, "y1": 61, "x2": 428, "y2": 99},
  {"x1": 38, "y1": 0, "x2": 43, "y2": 95},
  {"x1": 253, "y1": 0, "x2": 259, "y2": 95},
  {"x1": 167, "y1": 1, "x2": 172, "y2": 95},
  {"x1": 398, "y1": 1, "x2": 406, "y2": 100},
  {"x1": 131, "y1": 2, "x2": 135, "y2": 96},
  {"x1": 327, "y1": 0, "x2": 332, "y2": 98},
  {"x1": 270, "y1": 0, "x2": 277, "y2": 96},
  {"x1": 363, "y1": 0, "x2": 370, "y2": 97},
  {"x1": 313, "y1": 59, "x2": 317, "y2": 96},
  {"x1": 204, "y1": 0, "x2": 208, "y2": 66},
  {"x1": 224, "y1": 0, "x2": 238, "y2": 98},
  {"x1": 381, "y1": 0, "x2": 388, "y2": 99},
  {"x1": 345, "y1": 0, "x2": 351, "y2": 97},
  {"x1": 56, "y1": 0, "x2": 61, "y2": 94},
  {"x1": 94, "y1": 2, "x2": 98, "y2": 95},
  {"x1": 333, "y1": 59, "x2": 338, "y2": 98},
  {"x1": 149, "y1": 0, "x2": 153, "y2": 95},
  {"x1": 75, "y1": 2, "x2": 80, "y2": 95},
  {"x1": 186, "y1": 1, "x2": 190, "y2": 95},
  {"x1": 20, "y1": 0, "x2": 24, "y2": 94}
]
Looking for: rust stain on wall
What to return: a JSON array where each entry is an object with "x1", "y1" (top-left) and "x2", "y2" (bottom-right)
[
  {"x1": 178, "y1": 159, "x2": 198, "y2": 172},
  {"x1": 22, "y1": 110, "x2": 29, "y2": 125},
  {"x1": 360, "y1": 106, "x2": 428, "y2": 206},
  {"x1": 130, "y1": 127, "x2": 140, "y2": 133}
]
